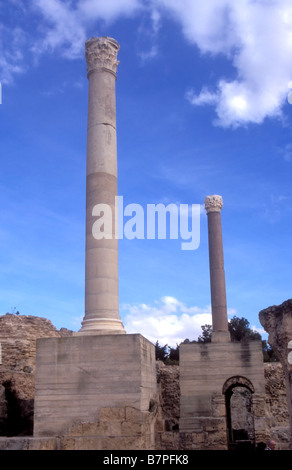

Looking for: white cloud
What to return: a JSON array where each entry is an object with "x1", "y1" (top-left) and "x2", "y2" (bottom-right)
[
  {"x1": 280, "y1": 143, "x2": 292, "y2": 162},
  {"x1": 31, "y1": 0, "x2": 87, "y2": 59},
  {"x1": 186, "y1": 87, "x2": 218, "y2": 107},
  {"x1": 138, "y1": 44, "x2": 158, "y2": 62},
  {"x1": 122, "y1": 296, "x2": 244, "y2": 347},
  {"x1": 31, "y1": 0, "x2": 142, "y2": 59},
  {"x1": 3, "y1": 0, "x2": 292, "y2": 127},
  {"x1": 261, "y1": 193, "x2": 289, "y2": 224},
  {"x1": 251, "y1": 325, "x2": 268, "y2": 339},
  {"x1": 150, "y1": 8, "x2": 161, "y2": 35},
  {"x1": 33, "y1": 0, "x2": 292, "y2": 127},
  {"x1": 0, "y1": 25, "x2": 27, "y2": 84},
  {"x1": 78, "y1": 0, "x2": 142, "y2": 23},
  {"x1": 122, "y1": 296, "x2": 212, "y2": 346},
  {"x1": 155, "y1": 0, "x2": 292, "y2": 127}
]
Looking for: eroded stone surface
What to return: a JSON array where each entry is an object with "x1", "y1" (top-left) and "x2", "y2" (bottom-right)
[
  {"x1": 0, "y1": 313, "x2": 291, "y2": 449},
  {"x1": 259, "y1": 299, "x2": 292, "y2": 445}
]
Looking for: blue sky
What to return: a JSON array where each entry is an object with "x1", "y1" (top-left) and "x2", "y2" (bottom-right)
[{"x1": 1, "y1": 0, "x2": 292, "y2": 346}]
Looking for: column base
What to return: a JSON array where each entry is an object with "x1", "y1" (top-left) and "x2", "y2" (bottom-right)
[
  {"x1": 75, "y1": 329, "x2": 125, "y2": 336},
  {"x1": 76, "y1": 317, "x2": 126, "y2": 336},
  {"x1": 211, "y1": 330, "x2": 231, "y2": 343}
]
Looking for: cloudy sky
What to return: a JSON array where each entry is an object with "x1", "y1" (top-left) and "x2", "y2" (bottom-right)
[{"x1": 1, "y1": 0, "x2": 292, "y2": 346}]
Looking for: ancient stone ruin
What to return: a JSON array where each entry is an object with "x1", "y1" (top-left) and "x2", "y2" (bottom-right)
[
  {"x1": 0, "y1": 314, "x2": 72, "y2": 443},
  {"x1": 259, "y1": 299, "x2": 292, "y2": 445},
  {"x1": 0, "y1": 313, "x2": 291, "y2": 450},
  {"x1": 0, "y1": 36, "x2": 291, "y2": 451}
]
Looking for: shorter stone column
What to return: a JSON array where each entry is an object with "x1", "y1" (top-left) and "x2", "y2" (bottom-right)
[{"x1": 205, "y1": 195, "x2": 230, "y2": 342}]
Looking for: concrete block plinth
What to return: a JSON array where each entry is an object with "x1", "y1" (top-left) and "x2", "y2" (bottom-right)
[
  {"x1": 179, "y1": 340, "x2": 266, "y2": 449},
  {"x1": 33, "y1": 334, "x2": 157, "y2": 438}
]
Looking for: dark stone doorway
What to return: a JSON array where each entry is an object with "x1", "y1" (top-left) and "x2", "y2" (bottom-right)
[
  {"x1": 224, "y1": 377, "x2": 255, "y2": 450},
  {"x1": 0, "y1": 381, "x2": 33, "y2": 436}
]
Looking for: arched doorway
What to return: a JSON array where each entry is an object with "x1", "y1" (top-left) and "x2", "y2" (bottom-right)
[{"x1": 223, "y1": 376, "x2": 255, "y2": 450}]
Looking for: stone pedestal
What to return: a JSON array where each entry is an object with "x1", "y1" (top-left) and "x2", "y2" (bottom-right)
[
  {"x1": 179, "y1": 340, "x2": 266, "y2": 449},
  {"x1": 33, "y1": 334, "x2": 157, "y2": 441}
]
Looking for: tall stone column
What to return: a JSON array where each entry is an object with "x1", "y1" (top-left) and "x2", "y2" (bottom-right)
[
  {"x1": 205, "y1": 195, "x2": 230, "y2": 342},
  {"x1": 79, "y1": 37, "x2": 125, "y2": 335}
]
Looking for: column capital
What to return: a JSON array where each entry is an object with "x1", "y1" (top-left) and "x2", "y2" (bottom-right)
[
  {"x1": 85, "y1": 36, "x2": 120, "y2": 77},
  {"x1": 204, "y1": 195, "x2": 223, "y2": 214}
]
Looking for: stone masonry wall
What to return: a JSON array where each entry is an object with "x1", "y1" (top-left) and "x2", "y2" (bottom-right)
[
  {"x1": 259, "y1": 299, "x2": 292, "y2": 446},
  {"x1": 264, "y1": 363, "x2": 291, "y2": 447},
  {"x1": 0, "y1": 313, "x2": 290, "y2": 449},
  {"x1": 156, "y1": 360, "x2": 290, "y2": 450},
  {"x1": 0, "y1": 314, "x2": 72, "y2": 436}
]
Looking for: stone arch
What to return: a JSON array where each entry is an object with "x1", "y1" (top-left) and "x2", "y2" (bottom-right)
[
  {"x1": 222, "y1": 375, "x2": 255, "y2": 395},
  {"x1": 223, "y1": 376, "x2": 255, "y2": 450}
]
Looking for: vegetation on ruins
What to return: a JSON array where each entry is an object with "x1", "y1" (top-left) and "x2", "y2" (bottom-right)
[{"x1": 155, "y1": 316, "x2": 279, "y2": 364}]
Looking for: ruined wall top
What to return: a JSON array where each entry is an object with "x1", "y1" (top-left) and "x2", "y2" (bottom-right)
[
  {"x1": 259, "y1": 298, "x2": 292, "y2": 444},
  {"x1": 85, "y1": 36, "x2": 120, "y2": 77},
  {"x1": 259, "y1": 299, "x2": 292, "y2": 361},
  {"x1": 204, "y1": 195, "x2": 223, "y2": 214}
]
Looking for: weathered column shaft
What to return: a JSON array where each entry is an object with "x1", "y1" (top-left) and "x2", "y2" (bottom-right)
[
  {"x1": 205, "y1": 195, "x2": 230, "y2": 342},
  {"x1": 79, "y1": 37, "x2": 125, "y2": 334}
]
